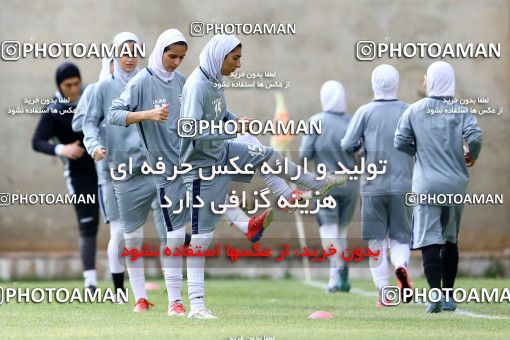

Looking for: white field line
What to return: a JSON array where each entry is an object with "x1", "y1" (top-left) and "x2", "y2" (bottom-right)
[{"x1": 301, "y1": 280, "x2": 509, "y2": 320}]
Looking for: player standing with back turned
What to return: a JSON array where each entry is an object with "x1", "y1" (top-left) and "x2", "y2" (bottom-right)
[
  {"x1": 342, "y1": 64, "x2": 414, "y2": 307},
  {"x1": 394, "y1": 61, "x2": 482, "y2": 313}
]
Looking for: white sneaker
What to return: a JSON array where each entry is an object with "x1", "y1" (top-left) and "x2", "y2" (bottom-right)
[
  {"x1": 315, "y1": 172, "x2": 348, "y2": 199},
  {"x1": 188, "y1": 308, "x2": 217, "y2": 319}
]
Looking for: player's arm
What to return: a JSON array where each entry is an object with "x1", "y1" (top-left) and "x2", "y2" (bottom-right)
[
  {"x1": 32, "y1": 106, "x2": 59, "y2": 156},
  {"x1": 394, "y1": 107, "x2": 416, "y2": 156},
  {"x1": 32, "y1": 106, "x2": 84, "y2": 160},
  {"x1": 72, "y1": 85, "x2": 93, "y2": 132},
  {"x1": 72, "y1": 105, "x2": 85, "y2": 133},
  {"x1": 83, "y1": 83, "x2": 106, "y2": 161},
  {"x1": 108, "y1": 80, "x2": 167, "y2": 126},
  {"x1": 462, "y1": 111, "x2": 482, "y2": 167},
  {"x1": 341, "y1": 107, "x2": 365, "y2": 154}
]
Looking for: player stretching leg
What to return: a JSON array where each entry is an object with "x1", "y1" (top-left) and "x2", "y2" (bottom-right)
[
  {"x1": 109, "y1": 29, "x2": 275, "y2": 317},
  {"x1": 179, "y1": 34, "x2": 348, "y2": 318},
  {"x1": 84, "y1": 32, "x2": 166, "y2": 311},
  {"x1": 300, "y1": 80, "x2": 359, "y2": 293},
  {"x1": 395, "y1": 61, "x2": 482, "y2": 313}
]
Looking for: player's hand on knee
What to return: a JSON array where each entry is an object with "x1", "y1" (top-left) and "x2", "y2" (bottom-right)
[
  {"x1": 62, "y1": 140, "x2": 85, "y2": 160},
  {"x1": 465, "y1": 154, "x2": 475, "y2": 167},
  {"x1": 148, "y1": 104, "x2": 169, "y2": 122},
  {"x1": 92, "y1": 146, "x2": 106, "y2": 161},
  {"x1": 463, "y1": 144, "x2": 475, "y2": 167}
]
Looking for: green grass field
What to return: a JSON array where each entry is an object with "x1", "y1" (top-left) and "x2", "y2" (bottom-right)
[{"x1": 1, "y1": 278, "x2": 509, "y2": 339}]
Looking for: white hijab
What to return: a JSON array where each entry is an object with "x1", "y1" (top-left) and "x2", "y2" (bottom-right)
[
  {"x1": 112, "y1": 32, "x2": 141, "y2": 85},
  {"x1": 98, "y1": 57, "x2": 112, "y2": 81},
  {"x1": 320, "y1": 80, "x2": 345, "y2": 113},
  {"x1": 148, "y1": 29, "x2": 187, "y2": 82},
  {"x1": 199, "y1": 34, "x2": 240, "y2": 83},
  {"x1": 426, "y1": 61, "x2": 455, "y2": 97},
  {"x1": 372, "y1": 64, "x2": 399, "y2": 100}
]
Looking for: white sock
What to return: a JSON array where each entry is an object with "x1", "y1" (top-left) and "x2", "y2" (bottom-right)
[
  {"x1": 319, "y1": 223, "x2": 341, "y2": 289},
  {"x1": 267, "y1": 151, "x2": 323, "y2": 190},
  {"x1": 83, "y1": 269, "x2": 97, "y2": 287},
  {"x1": 107, "y1": 219, "x2": 125, "y2": 274},
  {"x1": 223, "y1": 196, "x2": 250, "y2": 234},
  {"x1": 164, "y1": 227, "x2": 185, "y2": 305},
  {"x1": 187, "y1": 231, "x2": 214, "y2": 311},
  {"x1": 389, "y1": 238, "x2": 410, "y2": 269},
  {"x1": 368, "y1": 239, "x2": 389, "y2": 290},
  {"x1": 124, "y1": 228, "x2": 147, "y2": 301}
]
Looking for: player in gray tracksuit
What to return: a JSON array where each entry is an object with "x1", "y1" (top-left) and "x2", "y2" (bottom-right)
[
  {"x1": 72, "y1": 58, "x2": 113, "y2": 133},
  {"x1": 83, "y1": 32, "x2": 167, "y2": 312},
  {"x1": 109, "y1": 29, "x2": 277, "y2": 318},
  {"x1": 394, "y1": 61, "x2": 482, "y2": 313},
  {"x1": 73, "y1": 57, "x2": 113, "y2": 224},
  {"x1": 109, "y1": 29, "x2": 197, "y2": 317},
  {"x1": 179, "y1": 34, "x2": 348, "y2": 318},
  {"x1": 342, "y1": 64, "x2": 414, "y2": 307},
  {"x1": 73, "y1": 57, "x2": 125, "y2": 292},
  {"x1": 300, "y1": 80, "x2": 359, "y2": 293}
]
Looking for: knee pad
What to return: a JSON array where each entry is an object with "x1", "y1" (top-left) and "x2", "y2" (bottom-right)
[{"x1": 78, "y1": 216, "x2": 99, "y2": 237}]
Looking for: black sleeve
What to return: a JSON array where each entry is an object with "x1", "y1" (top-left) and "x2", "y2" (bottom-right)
[{"x1": 32, "y1": 109, "x2": 58, "y2": 155}]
